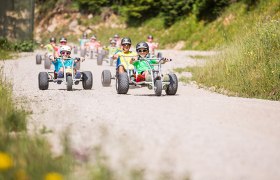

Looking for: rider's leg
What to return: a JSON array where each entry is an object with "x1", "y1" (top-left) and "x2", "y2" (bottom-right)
[{"x1": 57, "y1": 67, "x2": 64, "y2": 78}]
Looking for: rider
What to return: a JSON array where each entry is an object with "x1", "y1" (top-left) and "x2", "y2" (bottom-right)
[
  {"x1": 45, "y1": 37, "x2": 58, "y2": 56},
  {"x1": 146, "y1": 35, "x2": 158, "y2": 55},
  {"x1": 55, "y1": 37, "x2": 68, "y2": 57},
  {"x1": 108, "y1": 39, "x2": 119, "y2": 57},
  {"x1": 85, "y1": 35, "x2": 101, "y2": 53},
  {"x1": 50, "y1": 45, "x2": 81, "y2": 79},
  {"x1": 79, "y1": 32, "x2": 89, "y2": 49},
  {"x1": 113, "y1": 34, "x2": 122, "y2": 48},
  {"x1": 113, "y1": 37, "x2": 137, "y2": 74},
  {"x1": 131, "y1": 42, "x2": 168, "y2": 82}
]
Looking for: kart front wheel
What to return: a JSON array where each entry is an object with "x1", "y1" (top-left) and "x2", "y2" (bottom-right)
[
  {"x1": 101, "y1": 70, "x2": 111, "y2": 87},
  {"x1": 82, "y1": 71, "x2": 93, "y2": 90},
  {"x1": 38, "y1": 72, "x2": 49, "y2": 90},
  {"x1": 154, "y1": 79, "x2": 162, "y2": 96},
  {"x1": 116, "y1": 72, "x2": 129, "y2": 94},
  {"x1": 97, "y1": 54, "x2": 103, "y2": 65},
  {"x1": 66, "y1": 76, "x2": 73, "y2": 91},
  {"x1": 36, "y1": 54, "x2": 42, "y2": 64},
  {"x1": 165, "y1": 73, "x2": 178, "y2": 95}
]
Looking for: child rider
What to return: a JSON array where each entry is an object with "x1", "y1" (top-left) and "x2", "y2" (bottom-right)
[{"x1": 112, "y1": 37, "x2": 137, "y2": 74}]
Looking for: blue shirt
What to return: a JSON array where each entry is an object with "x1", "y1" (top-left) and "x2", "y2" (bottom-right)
[{"x1": 52, "y1": 57, "x2": 76, "y2": 72}]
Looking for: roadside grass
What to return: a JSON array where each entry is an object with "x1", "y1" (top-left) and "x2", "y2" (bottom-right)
[
  {"x1": 0, "y1": 74, "x2": 73, "y2": 179},
  {"x1": 186, "y1": 19, "x2": 280, "y2": 100}
]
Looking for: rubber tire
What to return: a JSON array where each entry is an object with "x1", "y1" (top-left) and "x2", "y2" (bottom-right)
[
  {"x1": 90, "y1": 51, "x2": 94, "y2": 59},
  {"x1": 80, "y1": 49, "x2": 86, "y2": 57},
  {"x1": 157, "y1": 52, "x2": 163, "y2": 59},
  {"x1": 97, "y1": 54, "x2": 103, "y2": 65},
  {"x1": 44, "y1": 56, "x2": 51, "y2": 69},
  {"x1": 38, "y1": 72, "x2": 49, "y2": 90},
  {"x1": 116, "y1": 72, "x2": 129, "y2": 94},
  {"x1": 73, "y1": 46, "x2": 78, "y2": 54},
  {"x1": 82, "y1": 71, "x2": 93, "y2": 90},
  {"x1": 76, "y1": 61, "x2": 81, "y2": 70},
  {"x1": 154, "y1": 79, "x2": 162, "y2": 96},
  {"x1": 36, "y1": 54, "x2": 42, "y2": 64},
  {"x1": 165, "y1": 73, "x2": 178, "y2": 95},
  {"x1": 66, "y1": 76, "x2": 73, "y2": 91},
  {"x1": 101, "y1": 70, "x2": 111, "y2": 87}
]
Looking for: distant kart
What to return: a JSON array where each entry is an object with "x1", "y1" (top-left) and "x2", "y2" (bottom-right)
[
  {"x1": 101, "y1": 56, "x2": 178, "y2": 96},
  {"x1": 38, "y1": 57, "x2": 93, "y2": 91}
]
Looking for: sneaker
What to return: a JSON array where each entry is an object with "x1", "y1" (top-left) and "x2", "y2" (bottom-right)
[{"x1": 145, "y1": 74, "x2": 152, "y2": 82}]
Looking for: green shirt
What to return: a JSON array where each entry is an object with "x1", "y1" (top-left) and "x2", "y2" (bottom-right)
[{"x1": 133, "y1": 55, "x2": 157, "y2": 74}]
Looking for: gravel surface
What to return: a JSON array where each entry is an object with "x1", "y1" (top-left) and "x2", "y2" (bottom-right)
[{"x1": 2, "y1": 50, "x2": 280, "y2": 180}]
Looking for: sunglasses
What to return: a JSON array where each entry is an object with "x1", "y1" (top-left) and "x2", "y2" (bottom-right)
[
  {"x1": 122, "y1": 44, "x2": 131, "y2": 46},
  {"x1": 61, "y1": 51, "x2": 71, "y2": 55},
  {"x1": 138, "y1": 49, "x2": 148, "y2": 53},
  {"x1": 60, "y1": 41, "x2": 67, "y2": 44}
]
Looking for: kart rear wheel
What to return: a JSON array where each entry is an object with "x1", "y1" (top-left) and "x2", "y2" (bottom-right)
[
  {"x1": 154, "y1": 79, "x2": 162, "y2": 96},
  {"x1": 66, "y1": 76, "x2": 73, "y2": 91},
  {"x1": 90, "y1": 51, "x2": 94, "y2": 59},
  {"x1": 116, "y1": 72, "x2": 129, "y2": 94},
  {"x1": 101, "y1": 70, "x2": 111, "y2": 87},
  {"x1": 36, "y1": 54, "x2": 42, "y2": 64},
  {"x1": 44, "y1": 56, "x2": 51, "y2": 69},
  {"x1": 82, "y1": 71, "x2": 93, "y2": 90},
  {"x1": 97, "y1": 54, "x2": 103, "y2": 65},
  {"x1": 165, "y1": 73, "x2": 178, "y2": 95},
  {"x1": 38, "y1": 72, "x2": 49, "y2": 90}
]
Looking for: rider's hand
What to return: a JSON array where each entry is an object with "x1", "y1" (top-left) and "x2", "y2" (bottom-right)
[{"x1": 49, "y1": 55, "x2": 54, "y2": 61}]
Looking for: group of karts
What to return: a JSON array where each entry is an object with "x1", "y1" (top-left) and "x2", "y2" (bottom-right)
[{"x1": 36, "y1": 43, "x2": 178, "y2": 96}]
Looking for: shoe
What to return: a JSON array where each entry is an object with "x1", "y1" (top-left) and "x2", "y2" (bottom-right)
[
  {"x1": 163, "y1": 74, "x2": 170, "y2": 82},
  {"x1": 145, "y1": 74, "x2": 152, "y2": 82}
]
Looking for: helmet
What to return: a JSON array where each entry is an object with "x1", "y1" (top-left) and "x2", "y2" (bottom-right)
[
  {"x1": 121, "y1": 37, "x2": 131, "y2": 45},
  {"x1": 60, "y1": 45, "x2": 71, "y2": 53},
  {"x1": 147, "y1": 35, "x2": 153, "y2": 39},
  {"x1": 59, "y1": 37, "x2": 67, "y2": 43},
  {"x1": 136, "y1": 42, "x2": 149, "y2": 51},
  {"x1": 110, "y1": 39, "x2": 117, "y2": 44},
  {"x1": 90, "y1": 35, "x2": 97, "y2": 40},
  {"x1": 83, "y1": 32, "x2": 87, "y2": 38},
  {"x1": 114, "y1": 34, "x2": 120, "y2": 38},
  {"x1": 50, "y1": 37, "x2": 56, "y2": 43}
]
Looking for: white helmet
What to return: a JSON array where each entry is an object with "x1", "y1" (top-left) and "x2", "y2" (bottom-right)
[{"x1": 60, "y1": 45, "x2": 71, "y2": 53}]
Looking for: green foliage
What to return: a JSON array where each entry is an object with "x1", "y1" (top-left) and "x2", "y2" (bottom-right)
[
  {"x1": 14, "y1": 41, "x2": 34, "y2": 52},
  {"x1": 188, "y1": 19, "x2": 280, "y2": 100}
]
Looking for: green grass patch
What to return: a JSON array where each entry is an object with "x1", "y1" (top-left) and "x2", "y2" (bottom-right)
[{"x1": 188, "y1": 19, "x2": 280, "y2": 100}]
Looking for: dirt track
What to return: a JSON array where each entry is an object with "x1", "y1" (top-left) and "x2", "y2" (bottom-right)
[{"x1": 2, "y1": 50, "x2": 280, "y2": 180}]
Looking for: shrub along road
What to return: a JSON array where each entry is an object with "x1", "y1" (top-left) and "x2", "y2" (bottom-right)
[{"x1": 2, "y1": 50, "x2": 280, "y2": 179}]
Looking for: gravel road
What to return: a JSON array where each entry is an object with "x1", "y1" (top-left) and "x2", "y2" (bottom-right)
[{"x1": 2, "y1": 50, "x2": 280, "y2": 180}]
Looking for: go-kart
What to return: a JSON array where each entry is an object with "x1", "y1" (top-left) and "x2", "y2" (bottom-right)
[
  {"x1": 38, "y1": 57, "x2": 93, "y2": 91},
  {"x1": 101, "y1": 55, "x2": 178, "y2": 96}
]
